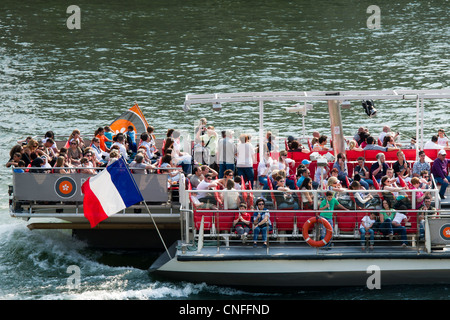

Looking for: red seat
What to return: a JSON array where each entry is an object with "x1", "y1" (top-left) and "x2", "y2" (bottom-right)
[
  {"x1": 384, "y1": 150, "x2": 400, "y2": 161},
  {"x1": 193, "y1": 210, "x2": 215, "y2": 231},
  {"x1": 336, "y1": 211, "x2": 357, "y2": 233},
  {"x1": 372, "y1": 176, "x2": 385, "y2": 201},
  {"x1": 346, "y1": 150, "x2": 364, "y2": 161},
  {"x1": 405, "y1": 211, "x2": 418, "y2": 234},
  {"x1": 215, "y1": 210, "x2": 236, "y2": 232},
  {"x1": 296, "y1": 211, "x2": 314, "y2": 231},
  {"x1": 402, "y1": 149, "x2": 416, "y2": 161},
  {"x1": 364, "y1": 150, "x2": 381, "y2": 161},
  {"x1": 274, "y1": 210, "x2": 296, "y2": 232},
  {"x1": 424, "y1": 149, "x2": 438, "y2": 160}
]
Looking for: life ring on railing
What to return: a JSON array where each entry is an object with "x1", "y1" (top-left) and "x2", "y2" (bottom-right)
[{"x1": 302, "y1": 216, "x2": 333, "y2": 247}]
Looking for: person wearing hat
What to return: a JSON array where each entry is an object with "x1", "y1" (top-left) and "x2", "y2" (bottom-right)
[{"x1": 431, "y1": 149, "x2": 450, "y2": 199}]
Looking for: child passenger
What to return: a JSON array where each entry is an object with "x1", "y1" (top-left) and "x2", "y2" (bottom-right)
[{"x1": 359, "y1": 212, "x2": 377, "y2": 251}]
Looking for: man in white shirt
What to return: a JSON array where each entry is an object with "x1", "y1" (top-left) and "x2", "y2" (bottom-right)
[
  {"x1": 424, "y1": 136, "x2": 443, "y2": 149},
  {"x1": 196, "y1": 174, "x2": 218, "y2": 206}
]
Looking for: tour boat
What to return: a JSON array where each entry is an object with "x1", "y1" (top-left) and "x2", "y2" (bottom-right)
[{"x1": 148, "y1": 89, "x2": 450, "y2": 287}]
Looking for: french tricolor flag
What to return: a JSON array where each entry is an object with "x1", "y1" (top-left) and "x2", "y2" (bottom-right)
[{"x1": 82, "y1": 157, "x2": 144, "y2": 228}]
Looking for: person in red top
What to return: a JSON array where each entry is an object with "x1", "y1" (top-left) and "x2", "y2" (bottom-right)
[{"x1": 233, "y1": 202, "x2": 252, "y2": 242}]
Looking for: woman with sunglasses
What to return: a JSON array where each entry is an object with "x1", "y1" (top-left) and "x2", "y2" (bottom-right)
[{"x1": 252, "y1": 199, "x2": 272, "y2": 248}]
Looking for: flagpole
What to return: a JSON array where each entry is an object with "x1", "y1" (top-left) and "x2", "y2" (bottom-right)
[
  {"x1": 143, "y1": 200, "x2": 172, "y2": 259},
  {"x1": 118, "y1": 157, "x2": 172, "y2": 259}
]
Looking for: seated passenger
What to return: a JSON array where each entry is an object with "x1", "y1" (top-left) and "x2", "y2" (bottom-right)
[
  {"x1": 233, "y1": 202, "x2": 252, "y2": 241},
  {"x1": 349, "y1": 181, "x2": 374, "y2": 208},
  {"x1": 139, "y1": 132, "x2": 158, "y2": 162},
  {"x1": 418, "y1": 196, "x2": 436, "y2": 239},
  {"x1": 333, "y1": 152, "x2": 351, "y2": 187},
  {"x1": 393, "y1": 151, "x2": 411, "y2": 182},
  {"x1": 353, "y1": 156, "x2": 372, "y2": 189},
  {"x1": 410, "y1": 177, "x2": 430, "y2": 208},
  {"x1": 189, "y1": 166, "x2": 204, "y2": 189},
  {"x1": 172, "y1": 130, "x2": 193, "y2": 174},
  {"x1": 258, "y1": 150, "x2": 273, "y2": 190},
  {"x1": 424, "y1": 135, "x2": 450, "y2": 150},
  {"x1": 391, "y1": 210, "x2": 408, "y2": 247},
  {"x1": 252, "y1": 198, "x2": 272, "y2": 248},
  {"x1": 378, "y1": 126, "x2": 399, "y2": 145},
  {"x1": 160, "y1": 154, "x2": 181, "y2": 183},
  {"x1": 299, "y1": 177, "x2": 313, "y2": 210},
  {"x1": 13, "y1": 160, "x2": 26, "y2": 173},
  {"x1": 273, "y1": 176, "x2": 299, "y2": 210},
  {"x1": 67, "y1": 139, "x2": 83, "y2": 166},
  {"x1": 223, "y1": 179, "x2": 240, "y2": 210},
  {"x1": 129, "y1": 154, "x2": 156, "y2": 174},
  {"x1": 364, "y1": 136, "x2": 398, "y2": 152},
  {"x1": 380, "y1": 176, "x2": 411, "y2": 209},
  {"x1": 431, "y1": 149, "x2": 450, "y2": 199},
  {"x1": 370, "y1": 153, "x2": 389, "y2": 182},
  {"x1": 382, "y1": 134, "x2": 402, "y2": 148},
  {"x1": 94, "y1": 127, "x2": 111, "y2": 152},
  {"x1": 66, "y1": 129, "x2": 85, "y2": 149},
  {"x1": 217, "y1": 169, "x2": 234, "y2": 189},
  {"x1": 359, "y1": 212, "x2": 377, "y2": 251},
  {"x1": 196, "y1": 173, "x2": 218, "y2": 208},
  {"x1": 348, "y1": 140, "x2": 364, "y2": 152},
  {"x1": 312, "y1": 135, "x2": 329, "y2": 152},
  {"x1": 379, "y1": 199, "x2": 395, "y2": 237},
  {"x1": 53, "y1": 156, "x2": 69, "y2": 174},
  {"x1": 6, "y1": 151, "x2": 22, "y2": 168},
  {"x1": 412, "y1": 151, "x2": 430, "y2": 178},
  {"x1": 288, "y1": 140, "x2": 309, "y2": 153},
  {"x1": 80, "y1": 157, "x2": 96, "y2": 174}
]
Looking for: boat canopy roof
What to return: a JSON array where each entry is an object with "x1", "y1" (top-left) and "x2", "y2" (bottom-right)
[{"x1": 184, "y1": 89, "x2": 450, "y2": 105}]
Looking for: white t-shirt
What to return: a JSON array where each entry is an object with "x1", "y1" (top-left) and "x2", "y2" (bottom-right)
[
  {"x1": 196, "y1": 180, "x2": 214, "y2": 199},
  {"x1": 258, "y1": 157, "x2": 273, "y2": 177},
  {"x1": 360, "y1": 215, "x2": 376, "y2": 229},
  {"x1": 438, "y1": 136, "x2": 449, "y2": 146},
  {"x1": 236, "y1": 143, "x2": 254, "y2": 167},
  {"x1": 424, "y1": 141, "x2": 444, "y2": 149},
  {"x1": 112, "y1": 142, "x2": 128, "y2": 160},
  {"x1": 224, "y1": 189, "x2": 240, "y2": 209},
  {"x1": 393, "y1": 212, "x2": 407, "y2": 225}
]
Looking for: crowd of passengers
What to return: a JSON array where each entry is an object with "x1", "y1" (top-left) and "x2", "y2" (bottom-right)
[{"x1": 6, "y1": 120, "x2": 450, "y2": 249}]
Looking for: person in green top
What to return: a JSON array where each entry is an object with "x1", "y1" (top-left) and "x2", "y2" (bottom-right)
[
  {"x1": 318, "y1": 191, "x2": 349, "y2": 247},
  {"x1": 379, "y1": 199, "x2": 395, "y2": 238}
]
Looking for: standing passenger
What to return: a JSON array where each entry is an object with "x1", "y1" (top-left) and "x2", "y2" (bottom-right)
[{"x1": 236, "y1": 134, "x2": 255, "y2": 189}]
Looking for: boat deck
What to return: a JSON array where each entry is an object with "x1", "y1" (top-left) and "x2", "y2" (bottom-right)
[{"x1": 175, "y1": 241, "x2": 441, "y2": 261}]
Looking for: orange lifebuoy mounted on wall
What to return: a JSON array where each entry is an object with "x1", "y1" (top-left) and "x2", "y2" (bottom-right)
[{"x1": 302, "y1": 216, "x2": 333, "y2": 247}]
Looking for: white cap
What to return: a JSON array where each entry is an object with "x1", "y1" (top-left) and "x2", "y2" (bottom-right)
[{"x1": 438, "y1": 149, "x2": 447, "y2": 156}]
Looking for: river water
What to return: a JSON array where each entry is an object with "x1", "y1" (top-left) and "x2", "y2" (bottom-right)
[{"x1": 0, "y1": 0, "x2": 449, "y2": 301}]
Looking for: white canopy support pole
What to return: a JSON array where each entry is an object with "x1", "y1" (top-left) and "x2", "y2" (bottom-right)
[
  {"x1": 259, "y1": 99, "x2": 264, "y2": 160},
  {"x1": 416, "y1": 96, "x2": 420, "y2": 160},
  {"x1": 421, "y1": 98, "x2": 425, "y2": 151}
]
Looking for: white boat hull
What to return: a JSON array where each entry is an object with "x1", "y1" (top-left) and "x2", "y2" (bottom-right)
[{"x1": 150, "y1": 242, "x2": 450, "y2": 287}]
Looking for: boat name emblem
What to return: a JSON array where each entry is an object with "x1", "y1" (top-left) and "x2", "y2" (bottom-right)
[
  {"x1": 439, "y1": 224, "x2": 450, "y2": 241},
  {"x1": 54, "y1": 177, "x2": 77, "y2": 198}
]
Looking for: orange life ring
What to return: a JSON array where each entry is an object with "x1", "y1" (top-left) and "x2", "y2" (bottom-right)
[{"x1": 302, "y1": 216, "x2": 333, "y2": 247}]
